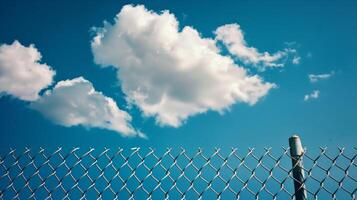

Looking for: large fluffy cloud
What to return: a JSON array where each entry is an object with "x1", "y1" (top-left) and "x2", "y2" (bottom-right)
[
  {"x1": 91, "y1": 5, "x2": 275, "y2": 127},
  {"x1": 0, "y1": 41, "x2": 55, "y2": 101},
  {"x1": 215, "y1": 24, "x2": 295, "y2": 70},
  {"x1": 31, "y1": 77, "x2": 142, "y2": 137}
]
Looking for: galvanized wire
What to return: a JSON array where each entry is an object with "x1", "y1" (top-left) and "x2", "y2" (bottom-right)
[{"x1": 0, "y1": 147, "x2": 356, "y2": 199}]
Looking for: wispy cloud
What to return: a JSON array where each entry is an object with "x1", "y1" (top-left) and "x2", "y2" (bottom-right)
[
  {"x1": 308, "y1": 71, "x2": 335, "y2": 83},
  {"x1": 292, "y1": 56, "x2": 301, "y2": 65},
  {"x1": 304, "y1": 90, "x2": 320, "y2": 101},
  {"x1": 284, "y1": 41, "x2": 297, "y2": 46},
  {"x1": 214, "y1": 24, "x2": 299, "y2": 70},
  {"x1": 91, "y1": 5, "x2": 276, "y2": 127}
]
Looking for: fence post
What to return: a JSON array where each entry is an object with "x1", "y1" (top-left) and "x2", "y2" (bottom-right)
[{"x1": 289, "y1": 135, "x2": 307, "y2": 200}]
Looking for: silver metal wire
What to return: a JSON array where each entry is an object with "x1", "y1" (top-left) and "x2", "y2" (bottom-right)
[{"x1": 0, "y1": 147, "x2": 356, "y2": 199}]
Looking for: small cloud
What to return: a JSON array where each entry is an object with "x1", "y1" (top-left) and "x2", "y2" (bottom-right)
[
  {"x1": 284, "y1": 41, "x2": 297, "y2": 46},
  {"x1": 307, "y1": 52, "x2": 312, "y2": 58},
  {"x1": 182, "y1": 13, "x2": 188, "y2": 22},
  {"x1": 30, "y1": 77, "x2": 142, "y2": 137},
  {"x1": 0, "y1": 41, "x2": 55, "y2": 101},
  {"x1": 304, "y1": 90, "x2": 320, "y2": 101},
  {"x1": 292, "y1": 56, "x2": 301, "y2": 65},
  {"x1": 308, "y1": 71, "x2": 335, "y2": 83},
  {"x1": 215, "y1": 24, "x2": 298, "y2": 70}
]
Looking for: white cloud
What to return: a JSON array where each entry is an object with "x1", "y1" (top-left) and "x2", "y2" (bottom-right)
[
  {"x1": 91, "y1": 5, "x2": 275, "y2": 127},
  {"x1": 292, "y1": 56, "x2": 301, "y2": 65},
  {"x1": 30, "y1": 77, "x2": 142, "y2": 137},
  {"x1": 308, "y1": 71, "x2": 334, "y2": 83},
  {"x1": 284, "y1": 41, "x2": 297, "y2": 46},
  {"x1": 0, "y1": 41, "x2": 55, "y2": 101},
  {"x1": 304, "y1": 90, "x2": 320, "y2": 101},
  {"x1": 214, "y1": 24, "x2": 298, "y2": 70}
]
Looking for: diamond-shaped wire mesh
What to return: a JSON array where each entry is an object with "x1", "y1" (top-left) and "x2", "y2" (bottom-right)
[{"x1": 0, "y1": 147, "x2": 356, "y2": 199}]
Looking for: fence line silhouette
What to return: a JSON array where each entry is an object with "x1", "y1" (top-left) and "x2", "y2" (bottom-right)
[{"x1": 0, "y1": 146, "x2": 356, "y2": 199}]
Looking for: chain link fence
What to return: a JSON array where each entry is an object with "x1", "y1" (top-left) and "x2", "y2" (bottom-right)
[{"x1": 0, "y1": 144, "x2": 356, "y2": 199}]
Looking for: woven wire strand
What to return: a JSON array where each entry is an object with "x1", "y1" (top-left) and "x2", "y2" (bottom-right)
[{"x1": 0, "y1": 147, "x2": 356, "y2": 199}]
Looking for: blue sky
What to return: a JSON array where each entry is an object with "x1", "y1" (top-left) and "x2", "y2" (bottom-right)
[{"x1": 0, "y1": 0, "x2": 357, "y2": 151}]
